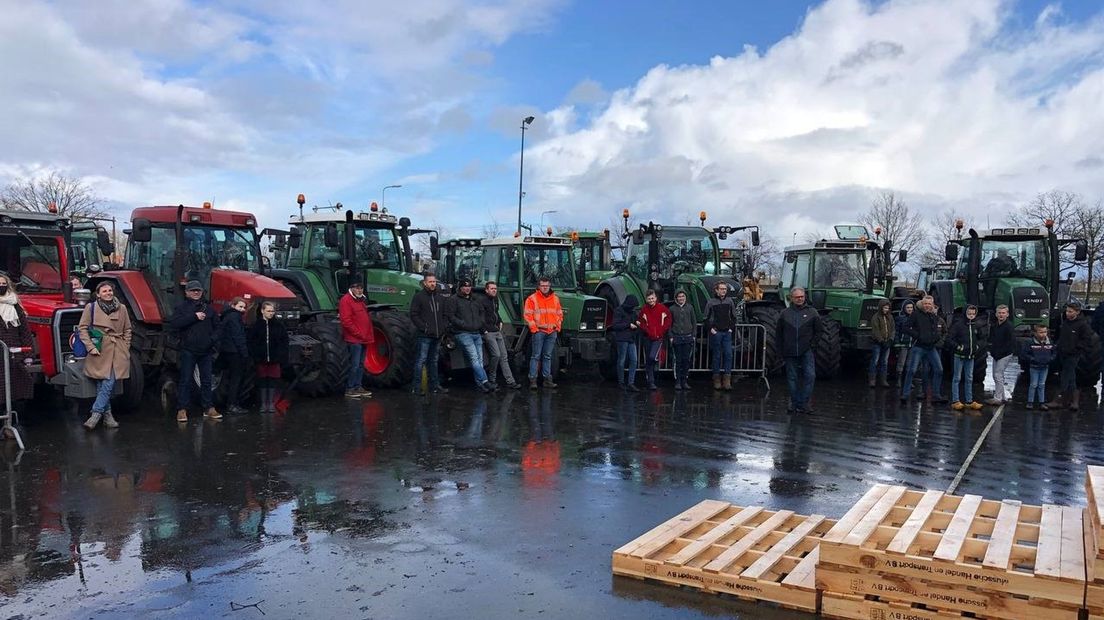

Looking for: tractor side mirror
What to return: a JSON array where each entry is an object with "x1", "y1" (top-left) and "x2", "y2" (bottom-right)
[
  {"x1": 751, "y1": 230, "x2": 760, "y2": 246},
  {"x1": 1075, "y1": 240, "x2": 1089, "y2": 262},
  {"x1": 632, "y1": 229, "x2": 644, "y2": 245},
  {"x1": 399, "y1": 216, "x2": 411, "y2": 228},
  {"x1": 430, "y1": 236, "x2": 440, "y2": 261},
  {"x1": 324, "y1": 223, "x2": 339, "y2": 248},
  {"x1": 70, "y1": 245, "x2": 87, "y2": 269},
  {"x1": 944, "y1": 243, "x2": 959, "y2": 261},
  {"x1": 95, "y1": 229, "x2": 114, "y2": 256},
  {"x1": 897, "y1": 249, "x2": 908, "y2": 263},
  {"x1": 288, "y1": 226, "x2": 302, "y2": 249},
  {"x1": 131, "y1": 218, "x2": 152, "y2": 243}
]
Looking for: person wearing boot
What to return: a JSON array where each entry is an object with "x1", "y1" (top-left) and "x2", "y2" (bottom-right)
[
  {"x1": 339, "y1": 280, "x2": 375, "y2": 399},
  {"x1": 893, "y1": 300, "x2": 915, "y2": 386},
  {"x1": 610, "y1": 295, "x2": 640, "y2": 391},
  {"x1": 1023, "y1": 324, "x2": 1056, "y2": 410},
  {"x1": 900, "y1": 296, "x2": 945, "y2": 403},
  {"x1": 668, "y1": 290, "x2": 695, "y2": 390},
  {"x1": 409, "y1": 273, "x2": 448, "y2": 395},
  {"x1": 638, "y1": 289, "x2": 671, "y2": 390},
  {"x1": 524, "y1": 276, "x2": 563, "y2": 389},
  {"x1": 1047, "y1": 301, "x2": 1093, "y2": 411},
  {"x1": 449, "y1": 278, "x2": 495, "y2": 393},
  {"x1": 868, "y1": 300, "x2": 894, "y2": 388},
  {"x1": 169, "y1": 280, "x2": 221, "y2": 422},
  {"x1": 986, "y1": 305, "x2": 1015, "y2": 405},
  {"x1": 704, "y1": 281, "x2": 739, "y2": 390},
  {"x1": 248, "y1": 301, "x2": 289, "y2": 413},
  {"x1": 78, "y1": 282, "x2": 132, "y2": 430},
  {"x1": 217, "y1": 297, "x2": 250, "y2": 415},
  {"x1": 948, "y1": 305, "x2": 985, "y2": 411},
  {"x1": 777, "y1": 288, "x2": 822, "y2": 413}
]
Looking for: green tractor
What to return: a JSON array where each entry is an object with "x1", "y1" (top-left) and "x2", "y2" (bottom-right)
[
  {"x1": 592, "y1": 210, "x2": 780, "y2": 374},
  {"x1": 776, "y1": 225, "x2": 906, "y2": 378},
  {"x1": 439, "y1": 234, "x2": 610, "y2": 377},
  {"x1": 570, "y1": 230, "x2": 618, "y2": 295},
  {"x1": 931, "y1": 222, "x2": 1098, "y2": 384},
  {"x1": 915, "y1": 261, "x2": 956, "y2": 294},
  {"x1": 69, "y1": 219, "x2": 119, "y2": 276},
  {"x1": 268, "y1": 196, "x2": 427, "y2": 391}
]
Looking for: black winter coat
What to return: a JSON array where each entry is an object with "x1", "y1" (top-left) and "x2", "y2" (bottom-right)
[
  {"x1": 169, "y1": 299, "x2": 220, "y2": 354},
  {"x1": 247, "y1": 317, "x2": 290, "y2": 365},
  {"x1": 610, "y1": 297, "x2": 640, "y2": 343},
  {"x1": 410, "y1": 289, "x2": 448, "y2": 338},
  {"x1": 450, "y1": 293, "x2": 485, "y2": 333},
  {"x1": 777, "y1": 304, "x2": 823, "y2": 357},
  {"x1": 948, "y1": 316, "x2": 984, "y2": 359},
  {"x1": 1058, "y1": 314, "x2": 1094, "y2": 357},
  {"x1": 218, "y1": 307, "x2": 249, "y2": 356},
  {"x1": 989, "y1": 319, "x2": 1015, "y2": 359},
  {"x1": 480, "y1": 294, "x2": 501, "y2": 333},
  {"x1": 906, "y1": 310, "x2": 941, "y2": 347}
]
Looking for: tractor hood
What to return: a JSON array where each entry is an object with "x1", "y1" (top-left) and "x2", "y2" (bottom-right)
[
  {"x1": 823, "y1": 292, "x2": 886, "y2": 329},
  {"x1": 210, "y1": 268, "x2": 298, "y2": 307},
  {"x1": 18, "y1": 294, "x2": 75, "y2": 317},
  {"x1": 997, "y1": 277, "x2": 1051, "y2": 324}
]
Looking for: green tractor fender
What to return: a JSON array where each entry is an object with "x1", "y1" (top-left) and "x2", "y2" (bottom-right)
[{"x1": 267, "y1": 268, "x2": 328, "y2": 312}]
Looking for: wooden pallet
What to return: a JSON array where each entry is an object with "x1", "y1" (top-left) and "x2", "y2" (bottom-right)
[
  {"x1": 1087, "y1": 466, "x2": 1104, "y2": 618},
  {"x1": 823, "y1": 592, "x2": 991, "y2": 619},
  {"x1": 611, "y1": 499, "x2": 835, "y2": 612},
  {"x1": 817, "y1": 484, "x2": 1085, "y2": 620}
]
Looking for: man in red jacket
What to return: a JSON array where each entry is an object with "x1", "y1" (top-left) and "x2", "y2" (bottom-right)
[
  {"x1": 637, "y1": 289, "x2": 671, "y2": 390},
  {"x1": 339, "y1": 280, "x2": 375, "y2": 398}
]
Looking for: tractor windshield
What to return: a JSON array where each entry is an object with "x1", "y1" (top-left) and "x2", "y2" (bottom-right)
[
  {"x1": 125, "y1": 225, "x2": 258, "y2": 286},
  {"x1": 962, "y1": 239, "x2": 1049, "y2": 282},
  {"x1": 353, "y1": 226, "x2": 402, "y2": 271},
  {"x1": 627, "y1": 228, "x2": 717, "y2": 279},
  {"x1": 2, "y1": 234, "x2": 63, "y2": 291},
  {"x1": 523, "y1": 246, "x2": 577, "y2": 290},
  {"x1": 813, "y1": 251, "x2": 866, "y2": 289}
]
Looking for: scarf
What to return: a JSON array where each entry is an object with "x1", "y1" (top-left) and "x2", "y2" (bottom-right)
[
  {"x1": 0, "y1": 291, "x2": 20, "y2": 327},
  {"x1": 98, "y1": 299, "x2": 120, "y2": 315}
]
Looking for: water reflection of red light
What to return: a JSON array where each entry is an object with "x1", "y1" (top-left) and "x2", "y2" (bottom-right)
[
  {"x1": 641, "y1": 441, "x2": 665, "y2": 485},
  {"x1": 345, "y1": 401, "x2": 385, "y2": 469},
  {"x1": 137, "y1": 468, "x2": 164, "y2": 493},
  {"x1": 521, "y1": 440, "x2": 561, "y2": 487},
  {"x1": 38, "y1": 468, "x2": 63, "y2": 531}
]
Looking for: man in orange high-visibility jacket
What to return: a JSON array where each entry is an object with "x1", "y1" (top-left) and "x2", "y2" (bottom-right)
[{"x1": 524, "y1": 276, "x2": 563, "y2": 389}]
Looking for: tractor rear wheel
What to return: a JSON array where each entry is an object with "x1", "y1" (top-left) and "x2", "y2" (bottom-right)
[
  {"x1": 1077, "y1": 331, "x2": 1103, "y2": 388},
  {"x1": 747, "y1": 304, "x2": 783, "y2": 376},
  {"x1": 815, "y1": 317, "x2": 842, "y2": 379},
  {"x1": 114, "y1": 349, "x2": 145, "y2": 412},
  {"x1": 363, "y1": 310, "x2": 417, "y2": 388},
  {"x1": 295, "y1": 319, "x2": 349, "y2": 396}
]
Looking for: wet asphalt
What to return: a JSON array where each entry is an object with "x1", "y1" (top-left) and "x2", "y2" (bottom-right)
[{"x1": 1, "y1": 364, "x2": 1102, "y2": 619}]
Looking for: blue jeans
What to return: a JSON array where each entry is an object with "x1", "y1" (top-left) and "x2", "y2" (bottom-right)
[
  {"x1": 346, "y1": 343, "x2": 364, "y2": 391},
  {"x1": 616, "y1": 340, "x2": 638, "y2": 385},
  {"x1": 710, "y1": 331, "x2": 733, "y2": 374},
  {"x1": 91, "y1": 369, "x2": 116, "y2": 414},
  {"x1": 784, "y1": 350, "x2": 816, "y2": 409},
  {"x1": 902, "y1": 345, "x2": 942, "y2": 399},
  {"x1": 411, "y1": 336, "x2": 441, "y2": 390},
  {"x1": 672, "y1": 335, "x2": 694, "y2": 381},
  {"x1": 178, "y1": 350, "x2": 214, "y2": 409},
  {"x1": 455, "y1": 332, "x2": 489, "y2": 385},
  {"x1": 951, "y1": 356, "x2": 974, "y2": 403},
  {"x1": 1028, "y1": 367, "x2": 1048, "y2": 404},
  {"x1": 529, "y1": 331, "x2": 557, "y2": 379},
  {"x1": 868, "y1": 342, "x2": 891, "y2": 375},
  {"x1": 644, "y1": 339, "x2": 663, "y2": 386}
]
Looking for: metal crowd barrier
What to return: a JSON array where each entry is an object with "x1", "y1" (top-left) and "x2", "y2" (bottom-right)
[
  {"x1": 634, "y1": 323, "x2": 770, "y2": 390},
  {"x1": 1, "y1": 342, "x2": 26, "y2": 450}
]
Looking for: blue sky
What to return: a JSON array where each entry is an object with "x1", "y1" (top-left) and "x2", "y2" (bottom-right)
[{"x1": 2, "y1": 0, "x2": 1103, "y2": 246}]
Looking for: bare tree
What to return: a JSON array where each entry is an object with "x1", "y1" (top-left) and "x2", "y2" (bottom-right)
[
  {"x1": 1, "y1": 171, "x2": 107, "y2": 219},
  {"x1": 1068, "y1": 201, "x2": 1104, "y2": 300},
  {"x1": 858, "y1": 191, "x2": 925, "y2": 273},
  {"x1": 481, "y1": 218, "x2": 502, "y2": 239},
  {"x1": 1009, "y1": 190, "x2": 1087, "y2": 273},
  {"x1": 745, "y1": 233, "x2": 782, "y2": 280},
  {"x1": 919, "y1": 210, "x2": 969, "y2": 266}
]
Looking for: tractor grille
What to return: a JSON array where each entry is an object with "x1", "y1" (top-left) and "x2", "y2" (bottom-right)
[
  {"x1": 859, "y1": 299, "x2": 881, "y2": 323},
  {"x1": 580, "y1": 299, "x2": 608, "y2": 331},
  {"x1": 1013, "y1": 286, "x2": 1049, "y2": 320},
  {"x1": 53, "y1": 307, "x2": 85, "y2": 364}
]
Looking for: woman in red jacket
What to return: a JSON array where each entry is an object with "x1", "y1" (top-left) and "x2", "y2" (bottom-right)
[
  {"x1": 637, "y1": 289, "x2": 671, "y2": 390},
  {"x1": 339, "y1": 281, "x2": 375, "y2": 398}
]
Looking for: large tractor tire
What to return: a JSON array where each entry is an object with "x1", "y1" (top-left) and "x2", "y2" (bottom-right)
[
  {"x1": 815, "y1": 317, "x2": 842, "y2": 380},
  {"x1": 363, "y1": 310, "x2": 417, "y2": 388},
  {"x1": 1077, "y1": 331, "x2": 1103, "y2": 389},
  {"x1": 215, "y1": 359, "x2": 256, "y2": 406},
  {"x1": 113, "y1": 348, "x2": 145, "y2": 412},
  {"x1": 295, "y1": 320, "x2": 349, "y2": 396},
  {"x1": 747, "y1": 304, "x2": 783, "y2": 376},
  {"x1": 973, "y1": 350, "x2": 988, "y2": 384}
]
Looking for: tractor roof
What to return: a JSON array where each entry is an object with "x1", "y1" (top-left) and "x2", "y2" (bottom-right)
[
  {"x1": 288, "y1": 210, "x2": 398, "y2": 226},
  {"x1": 442, "y1": 238, "x2": 482, "y2": 248},
  {"x1": 785, "y1": 239, "x2": 867, "y2": 253},
  {"x1": 482, "y1": 235, "x2": 574, "y2": 248},
  {"x1": 0, "y1": 209, "x2": 69, "y2": 229},
  {"x1": 571, "y1": 231, "x2": 609, "y2": 239},
  {"x1": 978, "y1": 226, "x2": 1048, "y2": 238},
  {"x1": 132, "y1": 205, "x2": 257, "y2": 228}
]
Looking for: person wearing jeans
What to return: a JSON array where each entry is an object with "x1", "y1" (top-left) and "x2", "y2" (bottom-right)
[
  {"x1": 169, "y1": 280, "x2": 221, "y2": 422},
  {"x1": 893, "y1": 301, "x2": 915, "y2": 385},
  {"x1": 1047, "y1": 301, "x2": 1093, "y2": 411},
  {"x1": 868, "y1": 300, "x2": 894, "y2": 387},
  {"x1": 704, "y1": 282, "x2": 739, "y2": 390},
  {"x1": 948, "y1": 305, "x2": 984, "y2": 411},
  {"x1": 668, "y1": 291, "x2": 695, "y2": 390},
  {"x1": 524, "y1": 277, "x2": 563, "y2": 389},
  {"x1": 610, "y1": 295, "x2": 640, "y2": 390},
  {"x1": 1023, "y1": 324, "x2": 1056, "y2": 410},
  {"x1": 637, "y1": 289, "x2": 670, "y2": 390},
  {"x1": 450, "y1": 278, "x2": 494, "y2": 392},
  {"x1": 78, "y1": 281, "x2": 132, "y2": 430},
  {"x1": 900, "y1": 296, "x2": 946, "y2": 403},
  {"x1": 409, "y1": 274, "x2": 448, "y2": 395},
  {"x1": 987, "y1": 305, "x2": 1014, "y2": 405},
  {"x1": 777, "y1": 287, "x2": 823, "y2": 413},
  {"x1": 339, "y1": 281, "x2": 375, "y2": 399}
]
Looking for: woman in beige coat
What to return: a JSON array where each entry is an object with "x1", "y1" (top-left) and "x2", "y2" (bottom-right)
[{"x1": 79, "y1": 282, "x2": 132, "y2": 429}]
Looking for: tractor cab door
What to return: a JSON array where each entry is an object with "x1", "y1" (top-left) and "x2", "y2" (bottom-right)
[
  {"x1": 781, "y1": 251, "x2": 811, "y2": 304},
  {"x1": 125, "y1": 226, "x2": 184, "y2": 308}
]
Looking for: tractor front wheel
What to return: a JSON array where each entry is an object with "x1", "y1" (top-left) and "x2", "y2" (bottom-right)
[
  {"x1": 113, "y1": 349, "x2": 145, "y2": 412},
  {"x1": 815, "y1": 317, "x2": 842, "y2": 379},
  {"x1": 363, "y1": 310, "x2": 417, "y2": 388},
  {"x1": 295, "y1": 320, "x2": 349, "y2": 396}
]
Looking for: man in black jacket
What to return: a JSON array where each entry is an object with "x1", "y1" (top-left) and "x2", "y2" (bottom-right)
[
  {"x1": 450, "y1": 278, "x2": 493, "y2": 392},
  {"x1": 481, "y1": 281, "x2": 519, "y2": 389},
  {"x1": 409, "y1": 273, "x2": 449, "y2": 394},
  {"x1": 169, "y1": 280, "x2": 221, "y2": 422},
  {"x1": 777, "y1": 288, "x2": 823, "y2": 413},
  {"x1": 986, "y1": 305, "x2": 1015, "y2": 405},
  {"x1": 900, "y1": 296, "x2": 946, "y2": 403},
  {"x1": 1047, "y1": 301, "x2": 1094, "y2": 410}
]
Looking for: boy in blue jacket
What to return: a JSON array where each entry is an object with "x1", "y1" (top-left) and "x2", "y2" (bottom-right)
[{"x1": 1023, "y1": 324, "x2": 1056, "y2": 410}]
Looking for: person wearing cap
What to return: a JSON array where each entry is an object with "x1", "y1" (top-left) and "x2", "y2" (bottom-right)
[
  {"x1": 1047, "y1": 301, "x2": 1094, "y2": 411},
  {"x1": 449, "y1": 278, "x2": 494, "y2": 393},
  {"x1": 338, "y1": 280, "x2": 375, "y2": 399},
  {"x1": 948, "y1": 304, "x2": 985, "y2": 411},
  {"x1": 169, "y1": 280, "x2": 221, "y2": 422}
]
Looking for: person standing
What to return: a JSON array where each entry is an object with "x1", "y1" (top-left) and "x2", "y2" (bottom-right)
[
  {"x1": 893, "y1": 300, "x2": 915, "y2": 385},
  {"x1": 609, "y1": 295, "x2": 640, "y2": 390},
  {"x1": 248, "y1": 301, "x2": 289, "y2": 413},
  {"x1": 668, "y1": 290, "x2": 696, "y2": 390},
  {"x1": 868, "y1": 300, "x2": 894, "y2": 387},
  {"x1": 900, "y1": 296, "x2": 945, "y2": 403},
  {"x1": 170, "y1": 280, "x2": 221, "y2": 422},
  {"x1": 1047, "y1": 301, "x2": 1093, "y2": 411},
  {"x1": 338, "y1": 281, "x2": 375, "y2": 399},
  {"x1": 409, "y1": 273, "x2": 448, "y2": 395},
  {"x1": 524, "y1": 276, "x2": 563, "y2": 389},
  {"x1": 986, "y1": 305, "x2": 1015, "y2": 405},
  {"x1": 218, "y1": 297, "x2": 250, "y2": 415},
  {"x1": 777, "y1": 287, "x2": 823, "y2": 413},
  {"x1": 481, "y1": 281, "x2": 520, "y2": 389},
  {"x1": 948, "y1": 305, "x2": 984, "y2": 411},
  {"x1": 704, "y1": 282, "x2": 739, "y2": 390},
  {"x1": 1023, "y1": 324, "x2": 1056, "y2": 410},
  {"x1": 450, "y1": 278, "x2": 494, "y2": 393},
  {"x1": 1094, "y1": 299, "x2": 1104, "y2": 387},
  {"x1": 637, "y1": 289, "x2": 671, "y2": 390},
  {"x1": 78, "y1": 282, "x2": 132, "y2": 429}
]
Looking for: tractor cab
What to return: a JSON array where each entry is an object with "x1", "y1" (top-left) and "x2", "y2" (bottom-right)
[
  {"x1": 69, "y1": 220, "x2": 117, "y2": 278},
  {"x1": 570, "y1": 231, "x2": 615, "y2": 295},
  {"x1": 915, "y1": 261, "x2": 956, "y2": 294},
  {"x1": 440, "y1": 238, "x2": 483, "y2": 285}
]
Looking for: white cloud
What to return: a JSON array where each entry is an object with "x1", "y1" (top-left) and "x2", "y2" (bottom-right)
[{"x1": 525, "y1": 0, "x2": 1104, "y2": 246}]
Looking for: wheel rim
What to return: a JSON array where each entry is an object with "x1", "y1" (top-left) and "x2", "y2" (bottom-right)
[{"x1": 364, "y1": 325, "x2": 392, "y2": 375}]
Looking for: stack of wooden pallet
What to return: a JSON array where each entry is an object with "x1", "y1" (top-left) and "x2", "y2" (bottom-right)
[
  {"x1": 1085, "y1": 465, "x2": 1104, "y2": 620},
  {"x1": 817, "y1": 484, "x2": 1086, "y2": 620},
  {"x1": 611, "y1": 499, "x2": 834, "y2": 613}
]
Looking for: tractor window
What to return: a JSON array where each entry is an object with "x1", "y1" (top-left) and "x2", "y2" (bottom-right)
[
  {"x1": 791, "y1": 253, "x2": 811, "y2": 289},
  {"x1": 977, "y1": 239, "x2": 1048, "y2": 281},
  {"x1": 353, "y1": 227, "x2": 401, "y2": 271},
  {"x1": 625, "y1": 243, "x2": 648, "y2": 281},
  {"x1": 659, "y1": 230, "x2": 716, "y2": 276},
  {"x1": 125, "y1": 226, "x2": 176, "y2": 286},
  {"x1": 12, "y1": 237, "x2": 62, "y2": 291},
  {"x1": 522, "y1": 247, "x2": 576, "y2": 290},
  {"x1": 497, "y1": 247, "x2": 520, "y2": 288},
  {"x1": 307, "y1": 226, "x2": 341, "y2": 268},
  {"x1": 479, "y1": 248, "x2": 498, "y2": 284},
  {"x1": 813, "y1": 251, "x2": 865, "y2": 289}
]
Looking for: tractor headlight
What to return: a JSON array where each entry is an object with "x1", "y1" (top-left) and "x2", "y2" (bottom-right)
[
  {"x1": 1014, "y1": 309, "x2": 1025, "y2": 319},
  {"x1": 1040, "y1": 311, "x2": 1049, "y2": 319},
  {"x1": 596, "y1": 321, "x2": 605, "y2": 330},
  {"x1": 858, "y1": 320, "x2": 869, "y2": 328},
  {"x1": 73, "y1": 288, "x2": 91, "y2": 305},
  {"x1": 579, "y1": 322, "x2": 587, "y2": 330}
]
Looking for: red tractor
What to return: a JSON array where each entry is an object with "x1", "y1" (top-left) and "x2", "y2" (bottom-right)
[{"x1": 88, "y1": 203, "x2": 345, "y2": 412}]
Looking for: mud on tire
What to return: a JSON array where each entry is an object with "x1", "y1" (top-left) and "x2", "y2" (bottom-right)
[
  {"x1": 295, "y1": 319, "x2": 349, "y2": 397},
  {"x1": 363, "y1": 310, "x2": 417, "y2": 388},
  {"x1": 815, "y1": 317, "x2": 842, "y2": 379}
]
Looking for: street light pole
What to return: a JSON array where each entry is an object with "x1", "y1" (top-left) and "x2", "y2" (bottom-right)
[
  {"x1": 381, "y1": 184, "x2": 402, "y2": 210},
  {"x1": 517, "y1": 116, "x2": 535, "y2": 235}
]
